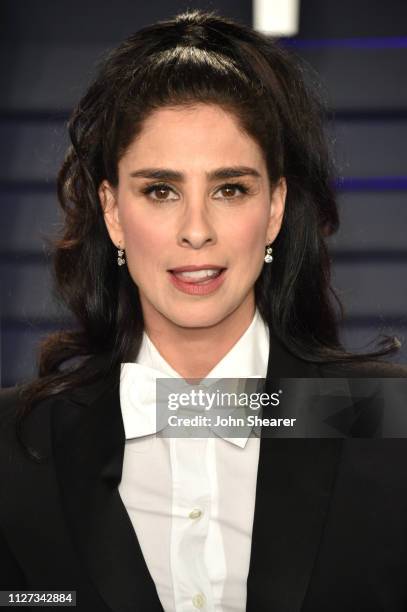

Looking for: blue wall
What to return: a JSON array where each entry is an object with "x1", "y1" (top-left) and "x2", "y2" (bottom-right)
[{"x1": 1, "y1": 0, "x2": 406, "y2": 385}]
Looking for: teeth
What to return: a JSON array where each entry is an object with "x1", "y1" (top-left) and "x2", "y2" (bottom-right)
[{"x1": 174, "y1": 269, "x2": 221, "y2": 279}]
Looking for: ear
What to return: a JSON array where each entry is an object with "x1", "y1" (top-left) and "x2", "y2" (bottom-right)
[
  {"x1": 98, "y1": 180, "x2": 125, "y2": 248},
  {"x1": 266, "y1": 177, "x2": 287, "y2": 244}
]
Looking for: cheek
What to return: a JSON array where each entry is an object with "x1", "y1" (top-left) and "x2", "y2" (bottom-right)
[
  {"x1": 233, "y1": 217, "x2": 268, "y2": 281},
  {"x1": 233, "y1": 215, "x2": 268, "y2": 259},
  {"x1": 120, "y1": 210, "x2": 166, "y2": 264}
]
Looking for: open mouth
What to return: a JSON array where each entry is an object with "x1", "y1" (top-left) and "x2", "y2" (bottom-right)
[
  {"x1": 169, "y1": 268, "x2": 226, "y2": 284},
  {"x1": 167, "y1": 267, "x2": 227, "y2": 294}
]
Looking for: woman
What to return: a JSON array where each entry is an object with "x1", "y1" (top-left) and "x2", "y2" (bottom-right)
[{"x1": 1, "y1": 8, "x2": 407, "y2": 612}]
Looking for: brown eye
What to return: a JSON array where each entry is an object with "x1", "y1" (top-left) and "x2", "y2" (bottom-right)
[
  {"x1": 221, "y1": 186, "x2": 236, "y2": 198},
  {"x1": 142, "y1": 183, "x2": 178, "y2": 202},
  {"x1": 154, "y1": 186, "x2": 170, "y2": 200},
  {"x1": 214, "y1": 183, "x2": 250, "y2": 200}
]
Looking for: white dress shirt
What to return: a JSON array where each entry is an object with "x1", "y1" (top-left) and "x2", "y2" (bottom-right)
[{"x1": 118, "y1": 308, "x2": 270, "y2": 611}]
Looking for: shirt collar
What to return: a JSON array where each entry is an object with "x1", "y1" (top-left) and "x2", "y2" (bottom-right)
[{"x1": 120, "y1": 308, "x2": 270, "y2": 448}]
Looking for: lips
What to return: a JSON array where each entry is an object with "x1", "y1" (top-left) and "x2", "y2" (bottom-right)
[
  {"x1": 168, "y1": 264, "x2": 226, "y2": 284},
  {"x1": 168, "y1": 266, "x2": 227, "y2": 295},
  {"x1": 172, "y1": 269, "x2": 222, "y2": 283},
  {"x1": 169, "y1": 264, "x2": 225, "y2": 273}
]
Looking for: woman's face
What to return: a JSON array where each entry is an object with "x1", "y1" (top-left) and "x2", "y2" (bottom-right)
[{"x1": 100, "y1": 103, "x2": 286, "y2": 331}]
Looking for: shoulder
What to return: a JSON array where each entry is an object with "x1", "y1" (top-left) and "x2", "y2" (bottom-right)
[
  {"x1": 0, "y1": 388, "x2": 23, "y2": 463},
  {"x1": 0, "y1": 352, "x2": 118, "y2": 414},
  {"x1": 0, "y1": 386, "x2": 26, "y2": 429},
  {"x1": 318, "y1": 358, "x2": 407, "y2": 378},
  {"x1": 0, "y1": 385, "x2": 25, "y2": 408},
  {"x1": 0, "y1": 385, "x2": 37, "y2": 441},
  {"x1": 0, "y1": 387, "x2": 31, "y2": 484}
]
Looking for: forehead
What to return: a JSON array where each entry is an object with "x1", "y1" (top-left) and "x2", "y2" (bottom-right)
[{"x1": 120, "y1": 103, "x2": 265, "y2": 170}]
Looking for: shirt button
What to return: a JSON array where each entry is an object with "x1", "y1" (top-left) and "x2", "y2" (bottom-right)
[
  {"x1": 188, "y1": 508, "x2": 202, "y2": 519},
  {"x1": 192, "y1": 593, "x2": 206, "y2": 608}
]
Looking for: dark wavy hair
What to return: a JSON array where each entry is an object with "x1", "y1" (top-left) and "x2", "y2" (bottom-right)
[{"x1": 18, "y1": 8, "x2": 400, "y2": 459}]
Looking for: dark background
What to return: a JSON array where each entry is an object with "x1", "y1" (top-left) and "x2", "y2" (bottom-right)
[{"x1": 1, "y1": 0, "x2": 407, "y2": 386}]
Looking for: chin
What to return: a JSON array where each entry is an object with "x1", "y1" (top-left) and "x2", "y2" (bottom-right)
[{"x1": 165, "y1": 307, "x2": 230, "y2": 329}]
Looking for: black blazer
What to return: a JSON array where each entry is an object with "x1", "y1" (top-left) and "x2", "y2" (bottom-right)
[{"x1": 1, "y1": 334, "x2": 407, "y2": 612}]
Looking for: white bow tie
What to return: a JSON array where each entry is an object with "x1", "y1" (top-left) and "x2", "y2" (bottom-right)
[{"x1": 120, "y1": 362, "x2": 264, "y2": 448}]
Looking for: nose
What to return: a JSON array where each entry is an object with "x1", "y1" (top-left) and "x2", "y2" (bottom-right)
[{"x1": 176, "y1": 199, "x2": 217, "y2": 249}]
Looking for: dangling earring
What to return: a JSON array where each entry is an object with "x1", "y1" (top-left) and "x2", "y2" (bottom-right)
[
  {"x1": 264, "y1": 243, "x2": 273, "y2": 264},
  {"x1": 117, "y1": 244, "x2": 126, "y2": 266}
]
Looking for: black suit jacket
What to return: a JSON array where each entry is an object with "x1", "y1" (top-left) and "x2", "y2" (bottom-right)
[{"x1": 1, "y1": 334, "x2": 407, "y2": 612}]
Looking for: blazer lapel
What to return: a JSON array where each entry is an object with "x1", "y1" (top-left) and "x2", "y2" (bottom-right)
[
  {"x1": 246, "y1": 333, "x2": 344, "y2": 611},
  {"x1": 51, "y1": 366, "x2": 164, "y2": 612}
]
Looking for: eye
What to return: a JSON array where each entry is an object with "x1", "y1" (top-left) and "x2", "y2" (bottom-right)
[
  {"x1": 141, "y1": 182, "x2": 178, "y2": 202},
  {"x1": 141, "y1": 181, "x2": 251, "y2": 203},
  {"x1": 213, "y1": 183, "x2": 250, "y2": 200}
]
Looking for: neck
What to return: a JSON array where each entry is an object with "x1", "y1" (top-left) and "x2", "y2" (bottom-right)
[{"x1": 142, "y1": 298, "x2": 256, "y2": 378}]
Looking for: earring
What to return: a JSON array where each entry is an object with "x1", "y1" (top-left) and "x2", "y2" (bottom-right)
[
  {"x1": 117, "y1": 245, "x2": 126, "y2": 266},
  {"x1": 264, "y1": 244, "x2": 273, "y2": 263}
]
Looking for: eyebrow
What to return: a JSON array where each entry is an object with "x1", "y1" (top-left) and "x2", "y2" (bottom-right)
[{"x1": 129, "y1": 166, "x2": 262, "y2": 181}]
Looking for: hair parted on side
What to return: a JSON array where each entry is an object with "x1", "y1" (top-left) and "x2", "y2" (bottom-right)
[{"x1": 18, "y1": 8, "x2": 400, "y2": 461}]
